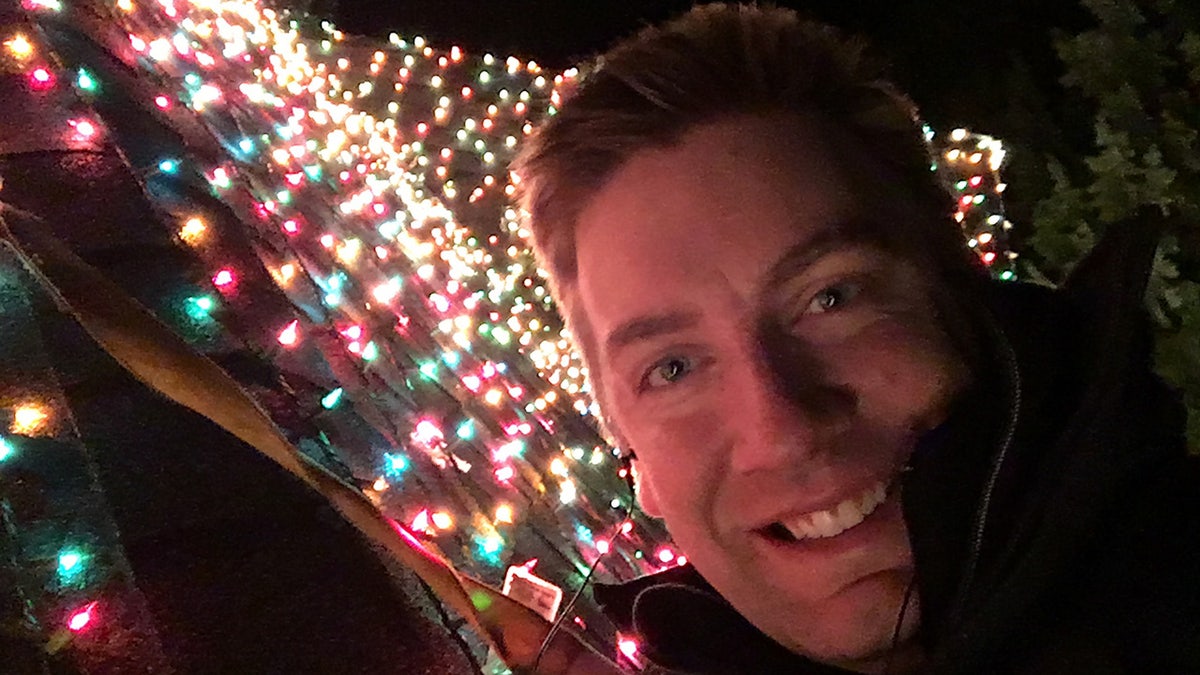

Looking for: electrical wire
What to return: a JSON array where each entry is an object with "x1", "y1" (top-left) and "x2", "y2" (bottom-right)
[
  {"x1": 884, "y1": 577, "x2": 919, "y2": 675},
  {"x1": 532, "y1": 453, "x2": 637, "y2": 672}
]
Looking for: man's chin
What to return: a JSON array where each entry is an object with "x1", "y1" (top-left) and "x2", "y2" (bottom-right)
[
  {"x1": 774, "y1": 625, "x2": 915, "y2": 674},
  {"x1": 754, "y1": 572, "x2": 920, "y2": 671}
]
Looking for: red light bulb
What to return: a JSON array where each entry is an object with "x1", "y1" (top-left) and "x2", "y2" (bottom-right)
[{"x1": 29, "y1": 67, "x2": 55, "y2": 90}]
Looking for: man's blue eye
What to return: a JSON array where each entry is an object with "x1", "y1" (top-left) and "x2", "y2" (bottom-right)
[
  {"x1": 642, "y1": 356, "x2": 694, "y2": 390},
  {"x1": 805, "y1": 281, "x2": 861, "y2": 314}
]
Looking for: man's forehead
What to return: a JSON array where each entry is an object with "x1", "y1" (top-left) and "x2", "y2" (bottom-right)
[{"x1": 567, "y1": 115, "x2": 908, "y2": 350}]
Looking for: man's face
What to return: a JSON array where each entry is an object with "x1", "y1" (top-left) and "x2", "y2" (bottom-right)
[{"x1": 572, "y1": 115, "x2": 968, "y2": 667}]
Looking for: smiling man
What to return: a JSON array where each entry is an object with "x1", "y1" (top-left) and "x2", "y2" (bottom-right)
[
  {"x1": 515, "y1": 4, "x2": 1200, "y2": 674},
  {"x1": 570, "y1": 115, "x2": 969, "y2": 672}
]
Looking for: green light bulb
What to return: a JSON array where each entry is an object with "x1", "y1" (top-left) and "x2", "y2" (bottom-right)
[
  {"x1": 361, "y1": 342, "x2": 379, "y2": 361},
  {"x1": 321, "y1": 388, "x2": 344, "y2": 409},
  {"x1": 58, "y1": 550, "x2": 84, "y2": 575},
  {"x1": 186, "y1": 296, "x2": 215, "y2": 321},
  {"x1": 77, "y1": 69, "x2": 97, "y2": 92},
  {"x1": 456, "y1": 420, "x2": 474, "y2": 439}
]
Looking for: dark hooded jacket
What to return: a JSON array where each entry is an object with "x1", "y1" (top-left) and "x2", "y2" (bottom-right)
[{"x1": 594, "y1": 215, "x2": 1200, "y2": 674}]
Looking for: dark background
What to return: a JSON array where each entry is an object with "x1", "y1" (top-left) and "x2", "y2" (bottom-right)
[{"x1": 330, "y1": 0, "x2": 1088, "y2": 131}]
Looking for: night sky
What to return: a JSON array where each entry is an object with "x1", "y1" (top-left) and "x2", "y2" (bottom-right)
[{"x1": 331, "y1": 0, "x2": 1093, "y2": 131}]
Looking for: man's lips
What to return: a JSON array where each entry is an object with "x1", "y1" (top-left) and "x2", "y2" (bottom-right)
[
  {"x1": 745, "y1": 459, "x2": 906, "y2": 530},
  {"x1": 751, "y1": 486, "x2": 905, "y2": 562},
  {"x1": 754, "y1": 476, "x2": 896, "y2": 542}
]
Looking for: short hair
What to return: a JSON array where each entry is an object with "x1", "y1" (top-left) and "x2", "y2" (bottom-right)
[{"x1": 513, "y1": 3, "x2": 985, "y2": 435}]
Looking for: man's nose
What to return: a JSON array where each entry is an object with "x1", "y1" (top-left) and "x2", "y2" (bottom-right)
[{"x1": 728, "y1": 321, "x2": 856, "y2": 475}]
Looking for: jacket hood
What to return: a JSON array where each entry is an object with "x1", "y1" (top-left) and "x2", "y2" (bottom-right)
[{"x1": 593, "y1": 211, "x2": 1188, "y2": 674}]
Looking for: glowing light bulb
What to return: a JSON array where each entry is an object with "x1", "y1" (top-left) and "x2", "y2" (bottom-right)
[
  {"x1": 277, "y1": 320, "x2": 299, "y2": 346},
  {"x1": 0, "y1": 436, "x2": 14, "y2": 462},
  {"x1": 372, "y1": 279, "x2": 400, "y2": 303},
  {"x1": 76, "y1": 68, "x2": 97, "y2": 92},
  {"x1": 618, "y1": 637, "x2": 639, "y2": 660},
  {"x1": 559, "y1": 479, "x2": 577, "y2": 504},
  {"x1": 274, "y1": 263, "x2": 296, "y2": 286},
  {"x1": 361, "y1": 342, "x2": 379, "y2": 361},
  {"x1": 321, "y1": 388, "x2": 344, "y2": 409},
  {"x1": 479, "y1": 533, "x2": 503, "y2": 555},
  {"x1": 456, "y1": 420, "x2": 475, "y2": 439},
  {"x1": 495, "y1": 504, "x2": 514, "y2": 523},
  {"x1": 187, "y1": 295, "x2": 215, "y2": 320},
  {"x1": 12, "y1": 404, "x2": 48, "y2": 434},
  {"x1": 414, "y1": 419, "x2": 443, "y2": 445},
  {"x1": 70, "y1": 119, "x2": 97, "y2": 139},
  {"x1": 212, "y1": 268, "x2": 235, "y2": 288},
  {"x1": 385, "y1": 453, "x2": 409, "y2": 474},
  {"x1": 58, "y1": 549, "x2": 84, "y2": 576},
  {"x1": 67, "y1": 602, "x2": 97, "y2": 632},
  {"x1": 179, "y1": 217, "x2": 206, "y2": 244},
  {"x1": 29, "y1": 67, "x2": 54, "y2": 90},
  {"x1": 6, "y1": 34, "x2": 33, "y2": 58},
  {"x1": 431, "y1": 511, "x2": 453, "y2": 530}
]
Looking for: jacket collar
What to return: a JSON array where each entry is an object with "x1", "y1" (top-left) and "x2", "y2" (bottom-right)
[{"x1": 593, "y1": 564, "x2": 851, "y2": 674}]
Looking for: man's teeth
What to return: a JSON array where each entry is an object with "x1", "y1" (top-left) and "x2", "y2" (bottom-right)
[{"x1": 780, "y1": 481, "x2": 888, "y2": 540}]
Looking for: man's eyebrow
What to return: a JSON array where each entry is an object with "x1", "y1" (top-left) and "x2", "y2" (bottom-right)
[
  {"x1": 602, "y1": 309, "x2": 703, "y2": 360},
  {"x1": 759, "y1": 218, "x2": 878, "y2": 297}
]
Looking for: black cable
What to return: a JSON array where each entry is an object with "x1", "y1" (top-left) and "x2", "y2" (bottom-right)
[
  {"x1": 532, "y1": 451, "x2": 637, "y2": 672},
  {"x1": 531, "y1": 537, "x2": 613, "y2": 671},
  {"x1": 884, "y1": 577, "x2": 919, "y2": 675}
]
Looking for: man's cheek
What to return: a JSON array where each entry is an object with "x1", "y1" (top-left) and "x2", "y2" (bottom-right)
[{"x1": 633, "y1": 406, "x2": 731, "y2": 505}]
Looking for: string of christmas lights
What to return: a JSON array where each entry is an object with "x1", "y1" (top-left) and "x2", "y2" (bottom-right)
[
  {"x1": 3, "y1": 0, "x2": 1017, "y2": 668},
  {"x1": 927, "y1": 124, "x2": 1018, "y2": 278},
  {"x1": 1, "y1": 15, "x2": 174, "y2": 671}
]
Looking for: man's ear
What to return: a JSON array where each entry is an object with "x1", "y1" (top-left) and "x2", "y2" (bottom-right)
[{"x1": 633, "y1": 461, "x2": 664, "y2": 518}]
